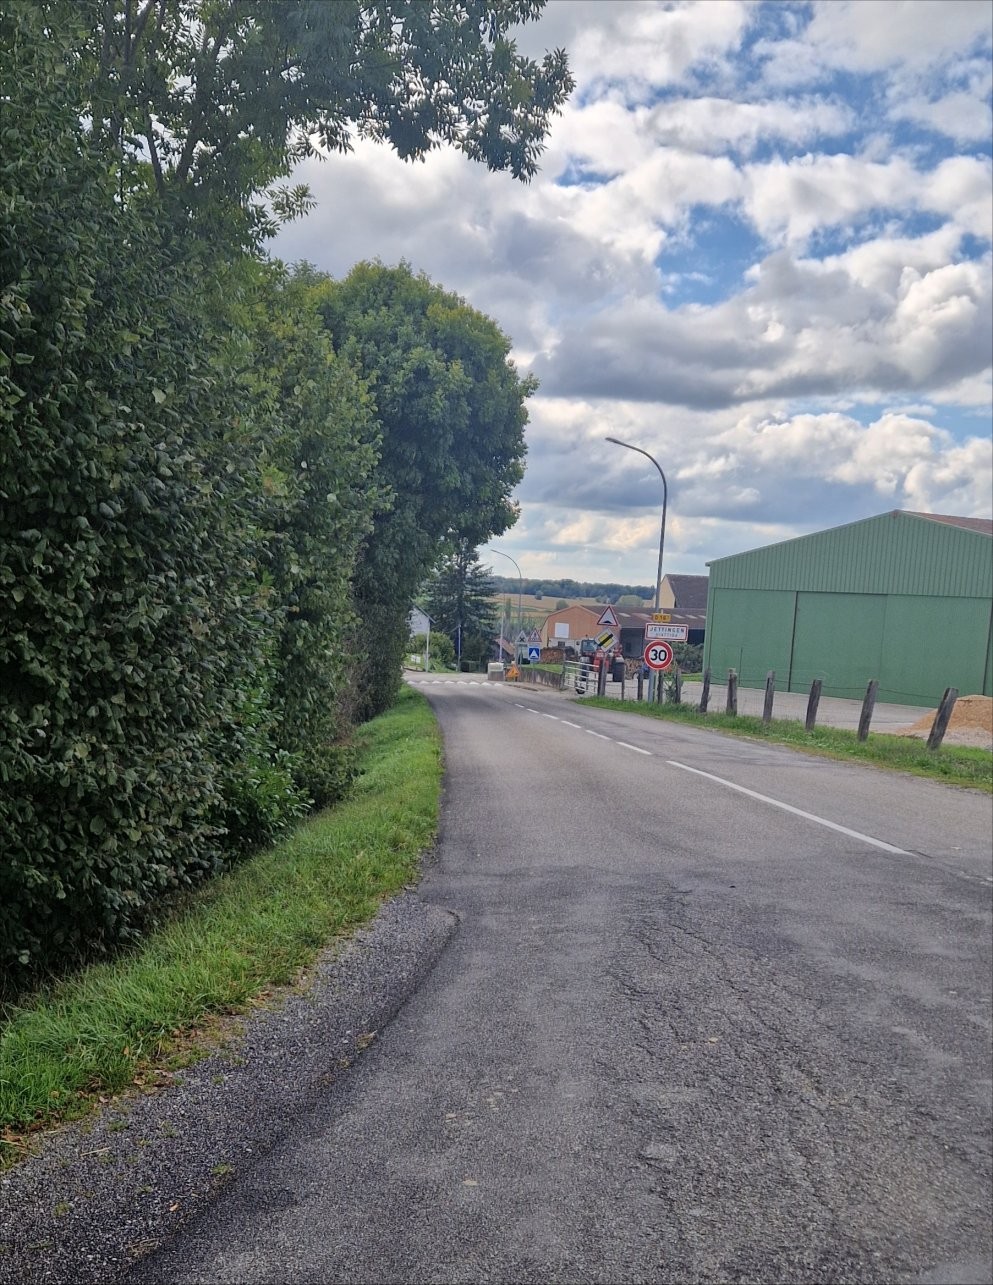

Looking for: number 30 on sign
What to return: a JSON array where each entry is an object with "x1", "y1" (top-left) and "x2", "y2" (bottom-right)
[{"x1": 643, "y1": 641, "x2": 674, "y2": 671}]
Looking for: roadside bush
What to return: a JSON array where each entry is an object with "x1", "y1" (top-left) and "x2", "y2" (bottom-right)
[
  {"x1": 0, "y1": 14, "x2": 264, "y2": 982},
  {"x1": 254, "y1": 269, "x2": 380, "y2": 808},
  {"x1": 212, "y1": 749, "x2": 309, "y2": 853},
  {"x1": 674, "y1": 642, "x2": 704, "y2": 673}
]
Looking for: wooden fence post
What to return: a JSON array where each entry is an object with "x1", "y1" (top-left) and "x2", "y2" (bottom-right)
[
  {"x1": 805, "y1": 679, "x2": 822, "y2": 731},
  {"x1": 762, "y1": 670, "x2": 776, "y2": 723},
  {"x1": 927, "y1": 688, "x2": 959, "y2": 751},
  {"x1": 698, "y1": 668, "x2": 711, "y2": 714},
  {"x1": 637, "y1": 669, "x2": 644, "y2": 702},
  {"x1": 726, "y1": 669, "x2": 738, "y2": 716},
  {"x1": 857, "y1": 679, "x2": 878, "y2": 742},
  {"x1": 597, "y1": 660, "x2": 606, "y2": 697},
  {"x1": 673, "y1": 665, "x2": 682, "y2": 705}
]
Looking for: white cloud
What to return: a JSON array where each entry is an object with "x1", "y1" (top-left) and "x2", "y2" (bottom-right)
[
  {"x1": 921, "y1": 156, "x2": 993, "y2": 240},
  {"x1": 890, "y1": 89, "x2": 993, "y2": 144},
  {"x1": 269, "y1": 0, "x2": 992, "y2": 584},
  {"x1": 567, "y1": 0, "x2": 752, "y2": 98},
  {"x1": 742, "y1": 153, "x2": 920, "y2": 245},
  {"x1": 646, "y1": 94, "x2": 853, "y2": 155},
  {"x1": 805, "y1": 0, "x2": 992, "y2": 72}
]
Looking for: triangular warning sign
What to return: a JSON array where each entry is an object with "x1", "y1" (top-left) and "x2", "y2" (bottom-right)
[{"x1": 596, "y1": 605, "x2": 619, "y2": 628}]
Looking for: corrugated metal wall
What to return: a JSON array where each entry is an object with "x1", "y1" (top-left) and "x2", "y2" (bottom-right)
[
  {"x1": 704, "y1": 513, "x2": 993, "y2": 706},
  {"x1": 708, "y1": 512, "x2": 993, "y2": 598}
]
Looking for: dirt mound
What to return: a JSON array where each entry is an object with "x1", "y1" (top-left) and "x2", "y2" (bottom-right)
[{"x1": 895, "y1": 694, "x2": 993, "y2": 751}]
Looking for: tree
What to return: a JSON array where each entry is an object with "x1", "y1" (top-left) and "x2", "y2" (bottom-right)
[
  {"x1": 245, "y1": 266, "x2": 381, "y2": 806},
  {"x1": 409, "y1": 631, "x2": 455, "y2": 671},
  {"x1": 61, "y1": 0, "x2": 573, "y2": 248},
  {"x1": 316, "y1": 262, "x2": 535, "y2": 717},
  {"x1": 426, "y1": 542, "x2": 498, "y2": 668}
]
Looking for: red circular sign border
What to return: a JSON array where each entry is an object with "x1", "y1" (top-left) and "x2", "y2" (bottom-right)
[{"x1": 643, "y1": 640, "x2": 674, "y2": 671}]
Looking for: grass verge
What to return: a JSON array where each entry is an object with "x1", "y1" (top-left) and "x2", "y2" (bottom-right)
[
  {"x1": 584, "y1": 695, "x2": 992, "y2": 793},
  {"x1": 0, "y1": 688, "x2": 442, "y2": 1163}
]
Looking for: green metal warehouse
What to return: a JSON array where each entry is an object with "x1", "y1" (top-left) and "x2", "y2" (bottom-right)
[{"x1": 703, "y1": 511, "x2": 993, "y2": 707}]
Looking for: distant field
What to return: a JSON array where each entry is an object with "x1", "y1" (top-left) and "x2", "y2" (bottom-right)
[{"x1": 493, "y1": 593, "x2": 650, "y2": 617}]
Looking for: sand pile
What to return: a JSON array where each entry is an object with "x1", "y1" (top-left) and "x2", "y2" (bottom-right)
[{"x1": 895, "y1": 694, "x2": 993, "y2": 751}]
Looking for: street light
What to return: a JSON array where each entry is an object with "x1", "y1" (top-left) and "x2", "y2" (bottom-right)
[
  {"x1": 606, "y1": 437, "x2": 668, "y2": 700},
  {"x1": 488, "y1": 547, "x2": 523, "y2": 663},
  {"x1": 605, "y1": 437, "x2": 668, "y2": 610}
]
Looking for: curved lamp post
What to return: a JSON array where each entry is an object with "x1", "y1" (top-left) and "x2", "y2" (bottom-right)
[
  {"x1": 606, "y1": 437, "x2": 669, "y2": 700},
  {"x1": 605, "y1": 437, "x2": 668, "y2": 611},
  {"x1": 489, "y1": 547, "x2": 523, "y2": 663}
]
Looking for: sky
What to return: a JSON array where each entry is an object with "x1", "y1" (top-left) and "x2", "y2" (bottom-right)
[{"x1": 272, "y1": 0, "x2": 993, "y2": 589}]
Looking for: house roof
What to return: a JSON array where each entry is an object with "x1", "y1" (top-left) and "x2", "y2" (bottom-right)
[
  {"x1": 612, "y1": 607, "x2": 708, "y2": 631},
  {"x1": 664, "y1": 574, "x2": 709, "y2": 608},
  {"x1": 902, "y1": 511, "x2": 993, "y2": 536}
]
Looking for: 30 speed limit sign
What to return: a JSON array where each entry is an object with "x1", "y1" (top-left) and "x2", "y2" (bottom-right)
[{"x1": 643, "y1": 640, "x2": 674, "y2": 671}]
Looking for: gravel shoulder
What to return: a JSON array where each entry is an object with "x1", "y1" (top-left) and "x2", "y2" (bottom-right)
[{"x1": 0, "y1": 892, "x2": 457, "y2": 1285}]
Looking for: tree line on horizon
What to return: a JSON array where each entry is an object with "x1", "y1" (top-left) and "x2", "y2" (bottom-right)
[{"x1": 488, "y1": 576, "x2": 654, "y2": 603}]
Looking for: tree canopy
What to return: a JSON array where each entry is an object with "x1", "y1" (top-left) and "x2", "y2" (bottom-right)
[
  {"x1": 0, "y1": 0, "x2": 565, "y2": 987},
  {"x1": 64, "y1": 0, "x2": 572, "y2": 246},
  {"x1": 315, "y1": 261, "x2": 534, "y2": 715},
  {"x1": 426, "y1": 541, "x2": 498, "y2": 668}
]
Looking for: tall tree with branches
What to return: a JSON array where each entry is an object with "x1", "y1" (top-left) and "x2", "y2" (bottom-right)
[{"x1": 426, "y1": 542, "x2": 498, "y2": 668}]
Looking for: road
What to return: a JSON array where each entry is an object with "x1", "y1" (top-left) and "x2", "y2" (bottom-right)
[{"x1": 134, "y1": 674, "x2": 992, "y2": 1284}]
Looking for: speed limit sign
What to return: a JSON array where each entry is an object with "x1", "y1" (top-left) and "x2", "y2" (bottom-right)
[{"x1": 643, "y1": 640, "x2": 674, "y2": 671}]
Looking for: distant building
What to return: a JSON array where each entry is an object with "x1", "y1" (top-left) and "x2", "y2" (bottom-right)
[
  {"x1": 407, "y1": 606, "x2": 432, "y2": 637},
  {"x1": 540, "y1": 605, "x2": 602, "y2": 651},
  {"x1": 703, "y1": 510, "x2": 993, "y2": 706},
  {"x1": 540, "y1": 589, "x2": 708, "y2": 660},
  {"x1": 660, "y1": 574, "x2": 708, "y2": 611}
]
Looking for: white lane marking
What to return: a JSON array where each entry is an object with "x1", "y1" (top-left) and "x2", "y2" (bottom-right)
[
  {"x1": 616, "y1": 741, "x2": 651, "y2": 755},
  {"x1": 586, "y1": 730, "x2": 611, "y2": 740},
  {"x1": 665, "y1": 760, "x2": 910, "y2": 855},
  {"x1": 541, "y1": 713, "x2": 559, "y2": 721},
  {"x1": 561, "y1": 720, "x2": 581, "y2": 729}
]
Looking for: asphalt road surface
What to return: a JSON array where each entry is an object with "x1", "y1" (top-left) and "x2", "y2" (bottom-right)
[{"x1": 134, "y1": 675, "x2": 992, "y2": 1284}]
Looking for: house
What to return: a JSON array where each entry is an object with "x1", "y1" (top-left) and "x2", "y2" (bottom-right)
[
  {"x1": 660, "y1": 574, "x2": 708, "y2": 610},
  {"x1": 540, "y1": 604, "x2": 602, "y2": 651},
  {"x1": 407, "y1": 605, "x2": 432, "y2": 637}
]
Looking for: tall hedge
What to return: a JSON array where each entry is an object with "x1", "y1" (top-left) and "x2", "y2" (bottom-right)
[
  {"x1": 249, "y1": 269, "x2": 382, "y2": 807},
  {"x1": 0, "y1": 13, "x2": 265, "y2": 978}
]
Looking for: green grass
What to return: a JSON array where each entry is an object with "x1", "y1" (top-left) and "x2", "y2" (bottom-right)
[
  {"x1": 0, "y1": 688, "x2": 442, "y2": 1161},
  {"x1": 584, "y1": 696, "x2": 992, "y2": 792}
]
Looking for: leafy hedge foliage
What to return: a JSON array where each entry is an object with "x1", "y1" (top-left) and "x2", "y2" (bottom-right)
[
  {"x1": 1, "y1": 17, "x2": 269, "y2": 973},
  {"x1": 0, "y1": 7, "x2": 535, "y2": 993}
]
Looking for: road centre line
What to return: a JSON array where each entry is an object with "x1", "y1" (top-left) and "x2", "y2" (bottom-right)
[
  {"x1": 586, "y1": 730, "x2": 611, "y2": 740},
  {"x1": 616, "y1": 741, "x2": 652, "y2": 755},
  {"x1": 665, "y1": 760, "x2": 911, "y2": 855},
  {"x1": 561, "y1": 720, "x2": 581, "y2": 729}
]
